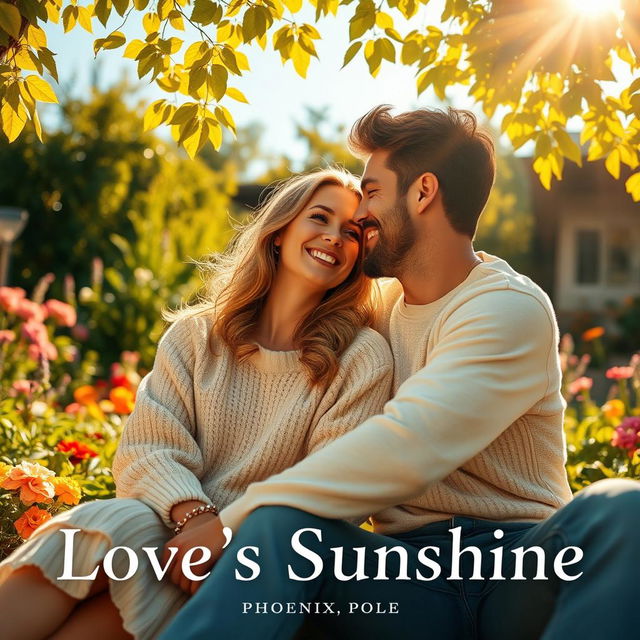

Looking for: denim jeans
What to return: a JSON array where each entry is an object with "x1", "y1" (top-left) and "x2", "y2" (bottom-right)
[{"x1": 160, "y1": 478, "x2": 640, "y2": 640}]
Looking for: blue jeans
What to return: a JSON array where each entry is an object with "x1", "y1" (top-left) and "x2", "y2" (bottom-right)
[{"x1": 160, "y1": 479, "x2": 640, "y2": 639}]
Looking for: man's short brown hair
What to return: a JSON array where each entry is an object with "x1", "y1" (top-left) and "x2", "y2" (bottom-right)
[{"x1": 348, "y1": 105, "x2": 496, "y2": 237}]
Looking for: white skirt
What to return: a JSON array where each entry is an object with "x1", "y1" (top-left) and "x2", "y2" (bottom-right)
[{"x1": 0, "y1": 498, "x2": 187, "y2": 639}]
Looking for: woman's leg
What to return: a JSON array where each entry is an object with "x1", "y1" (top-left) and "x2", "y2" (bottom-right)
[
  {"x1": 0, "y1": 565, "x2": 78, "y2": 640},
  {"x1": 0, "y1": 564, "x2": 110, "y2": 640},
  {"x1": 49, "y1": 590, "x2": 133, "y2": 640}
]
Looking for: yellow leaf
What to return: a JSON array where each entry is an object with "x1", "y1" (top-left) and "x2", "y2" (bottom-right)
[
  {"x1": 375, "y1": 11, "x2": 392, "y2": 28},
  {"x1": 169, "y1": 10, "x2": 184, "y2": 29},
  {"x1": 101, "y1": 31, "x2": 126, "y2": 50},
  {"x1": 1, "y1": 101, "x2": 27, "y2": 142},
  {"x1": 214, "y1": 104, "x2": 235, "y2": 133},
  {"x1": 14, "y1": 48, "x2": 40, "y2": 71},
  {"x1": 62, "y1": 5, "x2": 77, "y2": 32},
  {"x1": 533, "y1": 156, "x2": 552, "y2": 190},
  {"x1": 26, "y1": 25, "x2": 47, "y2": 49},
  {"x1": 226, "y1": 87, "x2": 248, "y2": 103},
  {"x1": 143, "y1": 12, "x2": 160, "y2": 34},
  {"x1": 32, "y1": 106, "x2": 43, "y2": 142},
  {"x1": 625, "y1": 172, "x2": 640, "y2": 201},
  {"x1": 290, "y1": 43, "x2": 310, "y2": 78},
  {"x1": 123, "y1": 39, "x2": 145, "y2": 59},
  {"x1": 282, "y1": 0, "x2": 301, "y2": 11},
  {"x1": 0, "y1": 2, "x2": 22, "y2": 39},
  {"x1": 605, "y1": 148, "x2": 621, "y2": 179},
  {"x1": 183, "y1": 120, "x2": 209, "y2": 158},
  {"x1": 143, "y1": 99, "x2": 167, "y2": 131},
  {"x1": 77, "y1": 7, "x2": 93, "y2": 32},
  {"x1": 25, "y1": 75, "x2": 58, "y2": 103},
  {"x1": 207, "y1": 120, "x2": 222, "y2": 149}
]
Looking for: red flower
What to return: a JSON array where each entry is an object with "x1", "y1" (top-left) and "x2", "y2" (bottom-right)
[
  {"x1": 606, "y1": 366, "x2": 634, "y2": 380},
  {"x1": 56, "y1": 440, "x2": 99, "y2": 465}
]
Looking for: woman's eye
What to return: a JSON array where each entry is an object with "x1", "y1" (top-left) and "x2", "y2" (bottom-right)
[{"x1": 310, "y1": 212, "x2": 328, "y2": 223}]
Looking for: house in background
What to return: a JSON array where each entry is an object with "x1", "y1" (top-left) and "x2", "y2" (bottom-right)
[{"x1": 529, "y1": 162, "x2": 639, "y2": 323}]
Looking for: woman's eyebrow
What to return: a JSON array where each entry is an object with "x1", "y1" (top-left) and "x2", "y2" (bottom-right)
[{"x1": 310, "y1": 204, "x2": 335, "y2": 214}]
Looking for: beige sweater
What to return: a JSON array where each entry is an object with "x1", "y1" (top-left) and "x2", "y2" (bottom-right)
[
  {"x1": 219, "y1": 253, "x2": 574, "y2": 534},
  {"x1": 112, "y1": 314, "x2": 393, "y2": 527}
]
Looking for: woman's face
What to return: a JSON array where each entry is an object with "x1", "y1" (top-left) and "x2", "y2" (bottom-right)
[{"x1": 275, "y1": 184, "x2": 363, "y2": 294}]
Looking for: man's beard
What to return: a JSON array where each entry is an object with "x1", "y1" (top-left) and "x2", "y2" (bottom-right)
[{"x1": 363, "y1": 200, "x2": 416, "y2": 278}]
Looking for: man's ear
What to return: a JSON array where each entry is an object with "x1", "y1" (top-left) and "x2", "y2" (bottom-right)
[{"x1": 414, "y1": 172, "x2": 439, "y2": 215}]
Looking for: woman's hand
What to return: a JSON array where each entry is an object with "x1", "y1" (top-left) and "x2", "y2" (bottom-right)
[{"x1": 162, "y1": 514, "x2": 230, "y2": 595}]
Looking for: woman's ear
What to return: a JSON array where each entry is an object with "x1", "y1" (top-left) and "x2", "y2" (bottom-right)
[
  {"x1": 273, "y1": 235, "x2": 282, "y2": 247},
  {"x1": 415, "y1": 172, "x2": 439, "y2": 215}
]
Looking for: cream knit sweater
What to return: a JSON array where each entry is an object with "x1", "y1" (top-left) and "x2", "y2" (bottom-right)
[
  {"x1": 219, "y1": 253, "x2": 574, "y2": 534},
  {"x1": 112, "y1": 314, "x2": 393, "y2": 528}
]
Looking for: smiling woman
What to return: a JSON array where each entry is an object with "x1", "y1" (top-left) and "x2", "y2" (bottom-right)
[{"x1": 0, "y1": 168, "x2": 393, "y2": 640}]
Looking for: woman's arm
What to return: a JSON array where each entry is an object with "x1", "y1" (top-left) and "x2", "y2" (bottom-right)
[{"x1": 113, "y1": 316, "x2": 212, "y2": 527}]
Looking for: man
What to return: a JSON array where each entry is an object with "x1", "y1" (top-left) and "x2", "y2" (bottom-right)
[{"x1": 160, "y1": 106, "x2": 640, "y2": 639}]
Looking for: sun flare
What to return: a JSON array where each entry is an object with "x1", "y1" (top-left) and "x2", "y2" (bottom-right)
[{"x1": 565, "y1": 0, "x2": 622, "y2": 18}]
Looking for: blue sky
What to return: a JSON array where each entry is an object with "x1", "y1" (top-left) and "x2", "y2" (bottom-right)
[{"x1": 42, "y1": 1, "x2": 483, "y2": 174}]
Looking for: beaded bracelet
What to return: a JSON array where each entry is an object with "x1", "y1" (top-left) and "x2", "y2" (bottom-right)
[{"x1": 173, "y1": 503, "x2": 218, "y2": 535}]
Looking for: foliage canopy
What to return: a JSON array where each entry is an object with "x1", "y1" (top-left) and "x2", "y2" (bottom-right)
[{"x1": 0, "y1": 0, "x2": 639, "y2": 198}]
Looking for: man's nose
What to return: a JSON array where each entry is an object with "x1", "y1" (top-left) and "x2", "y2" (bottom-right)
[{"x1": 354, "y1": 203, "x2": 369, "y2": 224}]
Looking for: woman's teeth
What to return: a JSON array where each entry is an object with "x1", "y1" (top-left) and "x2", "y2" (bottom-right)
[{"x1": 309, "y1": 249, "x2": 337, "y2": 265}]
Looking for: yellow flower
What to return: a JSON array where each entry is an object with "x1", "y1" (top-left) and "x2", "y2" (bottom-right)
[
  {"x1": 0, "y1": 462, "x2": 13, "y2": 485},
  {"x1": 51, "y1": 477, "x2": 82, "y2": 506},
  {"x1": 602, "y1": 399, "x2": 625, "y2": 420}
]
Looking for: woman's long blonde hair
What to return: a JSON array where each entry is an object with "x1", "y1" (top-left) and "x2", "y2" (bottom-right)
[{"x1": 165, "y1": 168, "x2": 377, "y2": 387}]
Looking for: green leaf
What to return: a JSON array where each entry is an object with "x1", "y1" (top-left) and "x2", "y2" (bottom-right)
[
  {"x1": 171, "y1": 102, "x2": 198, "y2": 125},
  {"x1": 112, "y1": 0, "x2": 129, "y2": 17},
  {"x1": 93, "y1": 0, "x2": 112, "y2": 27},
  {"x1": 0, "y1": 2, "x2": 22, "y2": 39},
  {"x1": 102, "y1": 31, "x2": 126, "y2": 50},
  {"x1": 342, "y1": 40, "x2": 362, "y2": 68}
]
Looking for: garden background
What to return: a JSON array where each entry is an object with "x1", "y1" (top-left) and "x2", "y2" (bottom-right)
[{"x1": 0, "y1": 0, "x2": 639, "y2": 556}]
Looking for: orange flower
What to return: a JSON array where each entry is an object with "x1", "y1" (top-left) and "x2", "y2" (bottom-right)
[
  {"x1": 73, "y1": 385, "x2": 99, "y2": 405},
  {"x1": 582, "y1": 326, "x2": 605, "y2": 342},
  {"x1": 14, "y1": 506, "x2": 52, "y2": 540},
  {"x1": 0, "y1": 461, "x2": 55, "y2": 505},
  {"x1": 110, "y1": 386, "x2": 135, "y2": 414},
  {"x1": 602, "y1": 399, "x2": 625, "y2": 420},
  {"x1": 52, "y1": 477, "x2": 82, "y2": 505}
]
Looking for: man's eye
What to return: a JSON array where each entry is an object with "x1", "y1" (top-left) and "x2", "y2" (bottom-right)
[
  {"x1": 344, "y1": 229, "x2": 361, "y2": 241},
  {"x1": 367, "y1": 190, "x2": 379, "y2": 197},
  {"x1": 310, "y1": 212, "x2": 328, "y2": 223}
]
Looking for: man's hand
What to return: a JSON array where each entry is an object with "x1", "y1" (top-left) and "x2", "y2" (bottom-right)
[{"x1": 162, "y1": 514, "x2": 231, "y2": 595}]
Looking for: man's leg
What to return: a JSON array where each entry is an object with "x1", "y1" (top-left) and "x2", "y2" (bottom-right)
[
  {"x1": 478, "y1": 478, "x2": 640, "y2": 640},
  {"x1": 160, "y1": 506, "x2": 468, "y2": 640}
]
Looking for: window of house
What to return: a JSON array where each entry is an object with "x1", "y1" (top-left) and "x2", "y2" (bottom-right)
[
  {"x1": 606, "y1": 228, "x2": 633, "y2": 285},
  {"x1": 575, "y1": 229, "x2": 601, "y2": 284}
]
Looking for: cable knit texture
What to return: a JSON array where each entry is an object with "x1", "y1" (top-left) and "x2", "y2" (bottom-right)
[
  {"x1": 219, "y1": 253, "x2": 574, "y2": 534},
  {"x1": 0, "y1": 315, "x2": 392, "y2": 640},
  {"x1": 112, "y1": 315, "x2": 393, "y2": 526}
]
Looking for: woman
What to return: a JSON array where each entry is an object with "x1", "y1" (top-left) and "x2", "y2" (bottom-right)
[{"x1": 0, "y1": 168, "x2": 393, "y2": 640}]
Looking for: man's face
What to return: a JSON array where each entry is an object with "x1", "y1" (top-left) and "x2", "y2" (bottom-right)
[{"x1": 355, "y1": 150, "x2": 416, "y2": 278}]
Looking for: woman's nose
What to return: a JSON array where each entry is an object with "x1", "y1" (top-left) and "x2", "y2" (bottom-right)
[{"x1": 322, "y1": 232, "x2": 342, "y2": 246}]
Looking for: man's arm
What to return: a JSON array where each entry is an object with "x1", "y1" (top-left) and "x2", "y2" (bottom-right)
[{"x1": 219, "y1": 288, "x2": 560, "y2": 531}]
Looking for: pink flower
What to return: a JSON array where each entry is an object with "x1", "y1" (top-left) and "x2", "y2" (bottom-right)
[
  {"x1": 612, "y1": 426, "x2": 638, "y2": 451},
  {"x1": 12, "y1": 380, "x2": 36, "y2": 395},
  {"x1": 71, "y1": 324, "x2": 89, "y2": 341},
  {"x1": 14, "y1": 298, "x2": 47, "y2": 323},
  {"x1": 568, "y1": 377, "x2": 593, "y2": 395},
  {"x1": 611, "y1": 417, "x2": 640, "y2": 456},
  {"x1": 0, "y1": 330, "x2": 16, "y2": 344},
  {"x1": 21, "y1": 320, "x2": 48, "y2": 345},
  {"x1": 27, "y1": 341, "x2": 58, "y2": 362},
  {"x1": 43, "y1": 299, "x2": 77, "y2": 327},
  {"x1": 0, "y1": 287, "x2": 26, "y2": 313},
  {"x1": 606, "y1": 367, "x2": 634, "y2": 380},
  {"x1": 64, "y1": 402, "x2": 82, "y2": 415}
]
